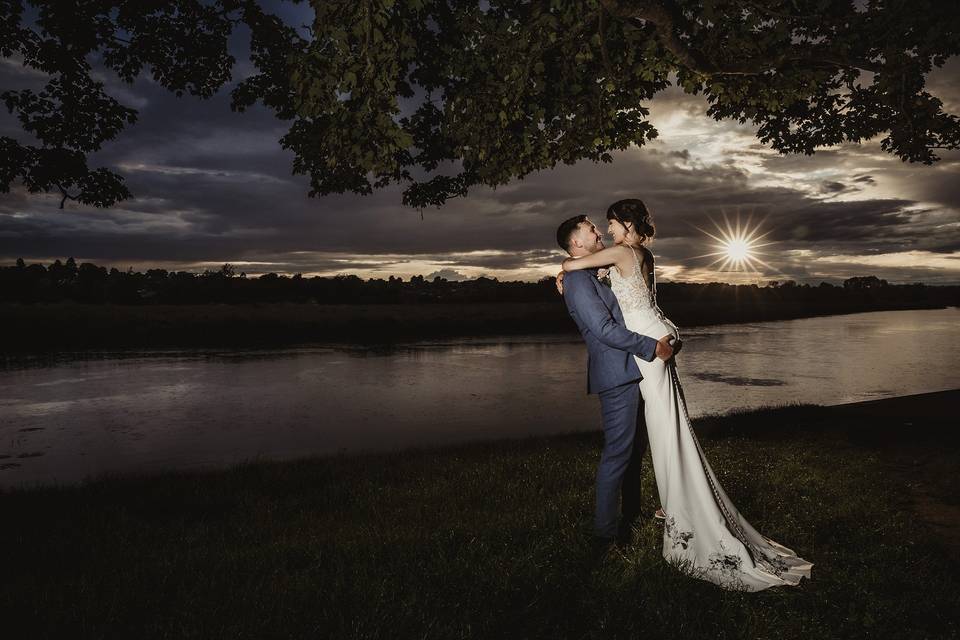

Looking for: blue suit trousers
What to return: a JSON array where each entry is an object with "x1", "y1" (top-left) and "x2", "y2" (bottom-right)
[{"x1": 595, "y1": 380, "x2": 649, "y2": 538}]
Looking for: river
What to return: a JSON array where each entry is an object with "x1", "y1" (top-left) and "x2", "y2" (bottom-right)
[{"x1": 1, "y1": 307, "x2": 957, "y2": 488}]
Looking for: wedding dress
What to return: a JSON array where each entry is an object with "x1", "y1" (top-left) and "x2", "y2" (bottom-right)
[{"x1": 610, "y1": 246, "x2": 813, "y2": 591}]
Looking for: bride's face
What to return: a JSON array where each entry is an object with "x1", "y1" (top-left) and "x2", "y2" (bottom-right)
[{"x1": 607, "y1": 218, "x2": 629, "y2": 244}]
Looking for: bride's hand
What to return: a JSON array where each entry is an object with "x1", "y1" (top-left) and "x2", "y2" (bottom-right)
[{"x1": 555, "y1": 270, "x2": 565, "y2": 295}]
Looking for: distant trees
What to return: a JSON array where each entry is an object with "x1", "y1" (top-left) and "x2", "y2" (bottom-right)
[
  {"x1": 843, "y1": 275, "x2": 889, "y2": 289},
  {"x1": 2, "y1": 259, "x2": 957, "y2": 352},
  {"x1": 767, "y1": 279, "x2": 798, "y2": 288},
  {"x1": 0, "y1": 259, "x2": 956, "y2": 316},
  {"x1": 0, "y1": 258, "x2": 557, "y2": 304}
]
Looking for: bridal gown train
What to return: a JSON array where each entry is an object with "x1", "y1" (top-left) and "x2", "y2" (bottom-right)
[{"x1": 610, "y1": 247, "x2": 813, "y2": 591}]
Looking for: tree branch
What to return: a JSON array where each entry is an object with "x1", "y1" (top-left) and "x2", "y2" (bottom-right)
[
  {"x1": 598, "y1": 8, "x2": 615, "y2": 80},
  {"x1": 740, "y1": 0, "x2": 821, "y2": 22},
  {"x1": 55, "y1": 182, "x2": 77, "y2": 209},
  {"x1": 601, "y1": 0, "x2": 883, "y2": 76},
  {"x1": 601, "y1": 0, "x2": 716, "y2": 72}
]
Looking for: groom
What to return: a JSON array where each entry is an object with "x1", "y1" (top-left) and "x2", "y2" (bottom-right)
[{"x1": 556, "y1": 214, "x2": 675, "y2": 556}]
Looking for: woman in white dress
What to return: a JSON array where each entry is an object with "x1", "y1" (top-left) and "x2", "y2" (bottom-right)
[{"x1": 561, "y1": 199, "x2": 812, "y2": 592}]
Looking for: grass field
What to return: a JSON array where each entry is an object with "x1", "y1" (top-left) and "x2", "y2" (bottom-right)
[{"x1": 2, "y1": 392, "x2": 958, "y2": 639}]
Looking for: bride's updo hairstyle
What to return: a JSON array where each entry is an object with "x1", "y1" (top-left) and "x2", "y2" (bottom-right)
[{"x1": 607, "y1": 199, "x2": 655, "y2": 245}]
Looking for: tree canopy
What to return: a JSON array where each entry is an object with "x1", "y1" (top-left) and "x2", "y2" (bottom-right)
[{"x1": 2, "y1": 0, "x2": 958, "y2": 209}]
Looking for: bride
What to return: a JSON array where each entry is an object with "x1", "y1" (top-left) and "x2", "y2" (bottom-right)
[{"x1": 561, "y1": 199, "x2": 812, "y2": 592}]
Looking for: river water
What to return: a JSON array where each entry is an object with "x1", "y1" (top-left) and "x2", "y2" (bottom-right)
[{"x1": 1, "y1": 307, "x2": 957, "y2": 488}]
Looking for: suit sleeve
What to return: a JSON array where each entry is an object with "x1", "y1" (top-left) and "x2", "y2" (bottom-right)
[{"x1": 563, "y1": 271, "x2": 658, "y2": 362}]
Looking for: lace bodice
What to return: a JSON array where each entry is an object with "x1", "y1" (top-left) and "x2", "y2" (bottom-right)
[
  {"x1": 609, "y1": 246, "x2": 679, "y2": 336},
  {"x1": 609, "y1": 247, "x2": 656, "y2": 313}
]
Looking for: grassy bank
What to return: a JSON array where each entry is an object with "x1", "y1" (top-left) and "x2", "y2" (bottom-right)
[
  {"x1": 2, "y1": 392, "x2": 959, "y2": 639},
  {"x1": 1, "y1": 298, "x2": 954, "y2": 352}
]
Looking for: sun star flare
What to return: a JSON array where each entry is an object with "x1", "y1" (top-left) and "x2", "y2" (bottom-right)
[{"x1": 690, "y1": 213, "x2": 777, "y2": 275}]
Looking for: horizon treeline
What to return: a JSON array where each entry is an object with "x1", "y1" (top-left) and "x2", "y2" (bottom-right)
[{"x1": 1, "y1": 258, "x2": 958, "y2": 307}]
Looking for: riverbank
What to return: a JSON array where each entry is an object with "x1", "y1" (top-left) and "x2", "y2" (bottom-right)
[
  {"x1": 2, "y1": 390, "x2": 958, "y2": 639},
  {"x1": 1, "y1": 297, "x2": 955, "y2": 352}
]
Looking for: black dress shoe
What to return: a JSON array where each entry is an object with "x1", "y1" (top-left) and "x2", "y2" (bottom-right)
[
  {"x1": 591, "y1": 536, "x2": 616, "y2": 560},
  {"x1": 616, "y1": 519, "x2": 637, "y2": 546}
]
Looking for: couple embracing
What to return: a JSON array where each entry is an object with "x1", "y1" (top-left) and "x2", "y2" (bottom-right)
[{"x1": 556, "y1": 199, "x2": 812, "y2": 592}]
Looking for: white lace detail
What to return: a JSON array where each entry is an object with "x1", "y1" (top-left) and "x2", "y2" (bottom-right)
[{"x1": 609, "y1": 247, "x2": 679, "y2": 337}]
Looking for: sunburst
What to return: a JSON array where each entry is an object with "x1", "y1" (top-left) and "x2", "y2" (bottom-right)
[{"x1": 690, "y1": 212, "x2": 777, "y2": 274}]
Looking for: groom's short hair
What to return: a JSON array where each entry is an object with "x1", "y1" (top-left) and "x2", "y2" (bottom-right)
[{"x1": 557, "y1": 214, "x2": 587, "y2": 252}]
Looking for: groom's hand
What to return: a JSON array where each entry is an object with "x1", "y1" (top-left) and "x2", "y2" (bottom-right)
[
  {"x1": 670, "y1": 338, "x2": 683, "y2": 357},
  {"x1": 655, "y1": 335, "x2": 675, "y2": 360}
]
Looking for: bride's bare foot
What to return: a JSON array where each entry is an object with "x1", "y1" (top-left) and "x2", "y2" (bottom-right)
[{"x1": 654, "y1": 508, "x2": 666, "y2": 520}]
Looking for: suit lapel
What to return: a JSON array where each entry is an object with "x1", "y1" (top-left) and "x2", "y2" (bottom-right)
[{"x1": 591, "y1": 274, "x2": 623, "y2": 319}]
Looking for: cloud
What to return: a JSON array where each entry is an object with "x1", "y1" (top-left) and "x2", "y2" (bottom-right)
[{"x1": 820, "y1": 181, "x2": 850, "y2": 194}]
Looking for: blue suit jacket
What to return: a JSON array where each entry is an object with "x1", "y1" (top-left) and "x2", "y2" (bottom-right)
[{"x1": 562, "y1": 269, "x2": 658, "y2": 394}]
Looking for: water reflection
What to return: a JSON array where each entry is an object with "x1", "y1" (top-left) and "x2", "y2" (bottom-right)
[
  {"x1": 1, "y1": 308, "x2": 957, "y2": 488},
  {"x1": 689, "y1": 373, "x2": 786, "y2": 386}
]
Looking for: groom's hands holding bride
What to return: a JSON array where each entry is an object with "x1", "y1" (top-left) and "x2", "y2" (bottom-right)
[{"x1": 656, "y1": 335, "x2": 682, "y2": 361}]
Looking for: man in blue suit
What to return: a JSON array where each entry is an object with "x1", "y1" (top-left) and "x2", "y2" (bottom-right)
[{"x1": 556, "y1": 214, "x2": 675, "y2": 556}]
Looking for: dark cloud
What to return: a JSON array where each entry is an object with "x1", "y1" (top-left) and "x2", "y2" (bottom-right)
[{"x1": 820, "y1": 181, "x2": 849, "y2": 194}]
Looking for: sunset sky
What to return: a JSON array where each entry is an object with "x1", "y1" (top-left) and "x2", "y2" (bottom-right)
[{"x1": 2, "y1": 2, "x2": 959, "y2": 285}]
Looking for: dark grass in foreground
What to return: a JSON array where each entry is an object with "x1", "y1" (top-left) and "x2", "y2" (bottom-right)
[{"x1": 2, "y1": 395, "x2": 959, "y2": 640}]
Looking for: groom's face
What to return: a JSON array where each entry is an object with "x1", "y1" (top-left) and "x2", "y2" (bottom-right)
[{"x1": 570, "y1": 219, "x2": 605, "y2": 255}]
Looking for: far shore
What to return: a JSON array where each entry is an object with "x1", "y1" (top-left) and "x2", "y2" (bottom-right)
[
  {"x1": 2, "y1": 390, "x2": 958, "y2": 639},
  {"x1": 1, "y1": 298, "x2": 954, "y2": 352}
]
